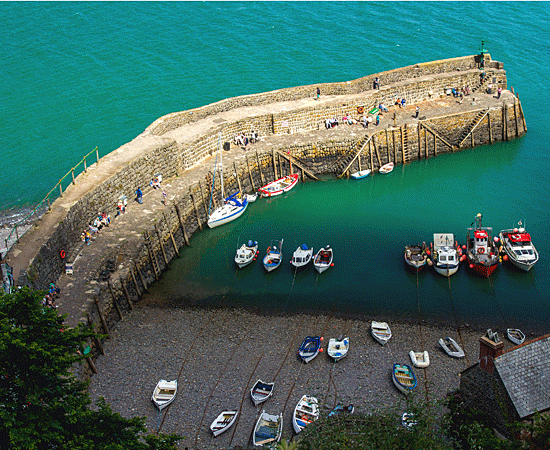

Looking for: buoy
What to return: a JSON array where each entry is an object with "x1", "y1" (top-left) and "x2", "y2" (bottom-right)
[
  {"x1": 503, "y1": 254, "x2": 509, "y2": 261},
  {"x1": 494, "y1": 236, "x2": 500, "y2": 243},
  {"x1": 461, "y1": 255, "x2": 467, "y2": 261},
  {"x1": 319, "y1": 348, "x2": 323, "y2": 352},
  {"x1": 59, "y1": 249, "x2": 66, "y2": 259},
  {"x1": 320, "y1": 337, "x2": 324, "y2": 341},
  {"x1": 462, "y1": 244, "x2": 466, "y2": 250},
  {"x1": 513, "y1": 228, "x2": 519, "y2": 233},
  {"x1": 469, "y1": 263, "x2": 474, "y2": 269},
  {"x1": 426, "y1": 250, "x2": 431, "y2": 256},
  {"x1": 427, "y1": 259, "x2": 433, "y2": 266},
  {"x1": 330, "y1": 263, "x2": 334, "y2": 267}
]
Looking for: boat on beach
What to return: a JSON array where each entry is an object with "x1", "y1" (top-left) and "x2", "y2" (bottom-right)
[
  {"x1": 379, "y1": 162, "x2": 394, "y2": 174},
  {"x1": 235, "y1": 240, "x2": 259, "y2": 268},
  {"x1": 409, "y1": 350, "x2": 430, "y2": 368},
  {"x1": 404, "y1": 242, "x2": 428, "y2": 272},
  {"x1": 392, "y1": 363, "x2": 417, "y2": 394},
  {"x1": 327, "y1": 337, "x2": 349, "y2": 361},
  {"x1": 466, "y1": 213, "x2": 499, "y2": 277},
  {"x1": 371, "y1": 321, "x2": 392, "y2": 345},
  {"x1": 313, "y1": 246, "x2": 333, "y2": 273},
  {"x1": 291, "y1": 244, "x2": 313, "y2": 269},
  {"x1": 210, "y1": 410, "x2": 238, "y2": 437},
  {"x1": 328, "y1": 404, "x2": 355, "y2": 417},
  {"x1": 298, "y1": 336, "x2": 323, "y2": 363},
  {"x1": 263, "y1": 239, "x2": 284, "y2": 272},
  {"x1": 439, "y1": 336, "x2": 465, "y2": 358},
  {"x1": 292, "y1": 395, "x2": 319, "y2": 433},
  {"x1": 350, "y1": 169, "x2": 371, "y2": 179},
  {"x1": 258, "y1": 173, "x2": 299, "y2": 197},
  {"x1": 507, "y1": 328, "x2": 525, "y2": 345},
  {"x1": 253, "y1": 411, "x2": 283, "y2": 447},
  {"x1": 430, "y1": 233, "x2": 462, "y2": 277},
  {"x1": 402, "y1": 412, "x2": 418, "y2": 429},
  {"x1": 499, "y1": 221, "x2": 539, "y2": 271},
  {"x1": 151, "y1": 379, "x2": 177, "y2": 411},
  {"x1": 250, "y1": 380, "x2": 275, "y2": 406}
]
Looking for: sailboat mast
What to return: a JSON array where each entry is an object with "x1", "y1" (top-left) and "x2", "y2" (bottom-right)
[{"x1": 219, "y1": 133, "x2": 224, "y2": 199}]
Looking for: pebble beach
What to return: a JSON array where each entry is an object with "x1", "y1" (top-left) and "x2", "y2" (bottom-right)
[{"x1": 86, "y1": 304, "x2": 519, "y2": 450}]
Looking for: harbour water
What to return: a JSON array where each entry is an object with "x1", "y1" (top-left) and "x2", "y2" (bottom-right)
[{"x1": 2, "y1": 2, "x2": 549, "y2": 332}]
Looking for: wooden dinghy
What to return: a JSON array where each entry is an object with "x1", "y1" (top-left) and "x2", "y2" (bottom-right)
[
  {"x1": 210, "y1": 410, "x2": 238, "y2": 437},
  {"x1": 151, "y1": 379, "x2": 177, "y2": 411},
  {"x1": 379, "y1": 162, "x2": 394, "y2": 174},
  {"x1": 392, "y1": 363, "x2": 417, "y2": 395},
  {"x1": 439, "y1": 336, "x2": 465, "y2": 358},
  {"x1": 507, "y1": 328, "x2": 525, "y2": 345},
  {"x1": 250, "y1": 380, "x2": 275, "y2": 406},
  {"x1": 292, "y1": 395, "x2": 319, "y2": 433},
  {"x1": 371, "y1": 321, "x2": 392, "y2": 345},
  {"x1": 409, "y1": 350, "x2": 430, "y2": 368},
  {"x1": 328, "y1": 404, "x2": 354, "y2": 417},
  {"x1": 253, "y1": 410, "x2": 283, "y2": 447},
  {"x1": 327, "y1": 337, "x2": 349, "y2": 361},
  {"x1": 298, "y1": 336, "x2": 323, "y2": 363}
]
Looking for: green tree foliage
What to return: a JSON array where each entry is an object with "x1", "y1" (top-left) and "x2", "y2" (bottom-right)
[{"x1": 0, "y1": 288, "x2": 180, "y2": 450}]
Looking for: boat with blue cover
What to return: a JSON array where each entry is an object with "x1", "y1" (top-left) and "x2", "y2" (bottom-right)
[
  {"x1": 235, "y1": 240, "x2": 259, "y2": 268},
  {"x1": 263, "y1": 239, "x2": 284, "y2": 272},
  {"x1": 327, "y1": 337, "x2": 349, "y2": 361},
  {"x1": 291, "y1": 244, "x2": 313, "y2": 269},
  {"x1": 298, "y1": 336, "x2": 322, "y2": 363}
]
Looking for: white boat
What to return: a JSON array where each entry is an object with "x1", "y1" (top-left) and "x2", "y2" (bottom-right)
[
  {"x1": 350, "y1": 169, "x2": 371, "y2": 179},
  {"x1": 327, "y1": 337, "x2": 349, "y2": 361},
  {"x1": 298, "y1": 336, "x2": 322, "y2": 363},
  {"x1": 263, "y1": 239, "x2": 284, "y2": 272},
  {"x1": 431, "y1": 233, "x2": 461, "y2": 277},
  {"x1": 291, "y1": 244, "x2": 313, "y2": 269},
  {"x1": 210, "y1": 410, "x2": 238, "y2": 437},
  {"x1": 246, "y1": 193, "x2": 258, "y2": 203},
  {"x1": 207, "y1": 134, "x2": 248, "y2": 228},
  {"x1": 379, "y1": 162, "x2": 394, "y2": 174},
  {"x1": 292, "y1": 395, "x2": 319, "y2": 433},
  {"x1": 409, "y1": 350, "x2": 430, "y2": 368},
  {"x1": 392, "y1": 363, "x2": 417, "y2": 395},
  {"x1": 250, "y1": 380, "x2": 275, "y2": 406},
  {"x1": 404, "y1": 242, "x2": 428, "y2": 272},
  {"x1": 235, "y1": 240, "x2": 259, "y2": 268},
  {"x1": 258, "y1": 173, "x2": 299, "y2": 197},
  {"x1": 507, "y1": 328, "x2": 525, "y2": 345},
  {"x1": 253, "y1": 411, "x2": 283, "y2": 447},
  {"x1": 313, "y1": 246, "x2": 333, "y2": 273},
  {"x1": 439, "y1": 336, "x2": 465, "y2": 358},
  {"x1": 499, "y1": 221, "x2": 539, "y2": 271},
  {"x1": 151, "y1": 379, "x2": 177, "y2": 411},
  {"x1": 371, "y1": 321, "x2": 392, "y2": 345}
]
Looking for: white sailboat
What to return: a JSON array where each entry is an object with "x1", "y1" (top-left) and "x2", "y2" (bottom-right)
[{"x1": 207, "y1": 133, "x2": 248, "y2": 228}]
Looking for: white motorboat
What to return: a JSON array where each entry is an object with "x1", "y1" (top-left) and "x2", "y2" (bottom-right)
[
  {"x1": 371, "y1": 321, "x2": 392, "y2": 345},
  {"x1": 291, "y1": 244, "x2": 313, "y2": 269},
  {"x1": 350, "y1": 169, "x2": 371, "y2": 179},
  {"x1": 499, "y1": 221, "x2": 539, "y2": 271},
  {"x1": 379, "y1": 162, "x2": 394, "y2": 174},
  {"x1": 151, "y1": 379, "x2": 177, "y2": 411},
  {"x1": 210, "y1": 410, "x2": 238, "y2": 437},
  {"x1": 292, "y1": 395, "x2": 319, "y2": 433},
  {"x1": 431, "y1": 233, "x2": 461, "y2": 277},
  {"x1": 439, "y1": 336, "x2": 465, "y2": 358},
  {"x1": 313, "y1": 246, "x2": 333, "y2": 273},
  {"x1": 250, "y1": 380, "x2": 275, "y2": 406},
  {"x1": 235, "y1": 240, "x2": 259, "y2": 268},
  {"x1": 409, "y1": 350, "x2": 430, "y2": 368},
  {"x1": 253, "y1": 411, "x2": 283, "y2": 447},
  {"x1": 507, "y1": 328, "x2": 525, "y2": 345},
  {"x1": 327, "y1": 337, "x2": 349, "y2": 361},
  {"x1": 207, "y1": 134, "x2": 248, "y2": 228},
  {"x1": 263, "y1": 239, "x2": 284, "y2": 272}
]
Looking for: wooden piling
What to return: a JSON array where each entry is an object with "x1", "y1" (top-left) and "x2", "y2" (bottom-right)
[
  {"x1": 272, "y1": 149, "x2": 278, "y2": 179},
  {"x1": 155, "y1": 224, "x2": 168, "y2": 265},
  {"x1": 190, "y1": 188, "x2": 202, "y2": 230},
  {"x1": 400, "y1": 125, "x2": 405, "y2": 163},
  {"x1": 85, "y1": 354, "x2": 98, "y2": 374},
  {"x1": 255, "y1": 151, "x2": 265, "y2": 186},
  {"x1": 502, "y1": 104, "x2": 506, "y2": 141},
  {"x1": 130, "y1": 268, "x2": 140, "y2": 296},
  {"x1": 107, "y1": 280, "x2": 123, "y2": 320},
  {"x1": 120, "y1": 277, "x2": 134, "y2": 310},
  {"x1": 163, "y1": 213, "x2": 179, "y2": 256},
  {"x1": 433, "y1": 130, "x2": 437, "y2": 156},
  {"x1": 471, "y1": 130, "x2": 475, "y2": 148},
  {"x1": 174, "y1": 203, "x2": 190, "y2": 246},
  {"x1": 94, "y1": 295, "x2": 109, "y2": 336},
  {"x1": 392, "y1": 129, "x2": 397, "y2": 162},
  {"x1": 234, "y1": 163, "x2": 242, "y2": 194},
  {"x1": 245, "y1": 155, "x2": 256, "y2": 191},
  {"x1": 373, "y1": 136, "x2": 382, "y2": 167},
  {"x1": 198, "y1": 181, "x2": 209, "y2": 217},
  {"x1": 86, "y1": 313, "x2": 105, "y2": 355},
  {"x1": 517, "y1": 95, "x2": 527, "y2": 132},
  {"x1": 424, "y1": 127, "x2": 428, "y2": 157},
  {"x1": 488, "y1": 111, "x2": 492, "y2": 143},
  {"x1": 513, "y1": 100, "x2": 519, "y2": 137},
  {"x1": 417, "y1": 124, "x2": 422, "y2": 159},
  {"x1": 135, "y1": 263, "x2": 148, "y2": 292},
  {"x1": 279, "y1": 152, "x2": 283, "y2": 176}
]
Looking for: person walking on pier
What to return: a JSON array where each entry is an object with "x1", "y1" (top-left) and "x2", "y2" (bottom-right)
[
  {"x1": 162, "y1": 189, "x2": 167, "y2": 205},
  {"x1": 136, "y1": 187, "x2": 143, "y2": 204},
  {"x1": 316, "y1": 87, "x2": 320, "y2": 100},
  {"x1": 415, "y1": 106, "x2": 419, "y2": 118}
]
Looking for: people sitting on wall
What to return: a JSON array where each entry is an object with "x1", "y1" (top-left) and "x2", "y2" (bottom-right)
[
  {"x1": 101, "y1": 212, "x2": 111, "y2": 226},
  {"x1": 361, "y1": 115, "x2": 368, "y2": 128},
  {"x1": 150, "y1": 177, "x2": 161, "y2": 189},
  {"x1": 250, "y1": 130, "x2": 258, "y2": 144},
  {"x1": 325, "y1": 117, "x2": 338, "y2": 128},
  {"x1": 395, "y1": 98, "x2": 402, "y2": 108},
  {"x1": 379, "y1": 103, "x2": 389, "y2": 113},
  {"x1": 401, "y1": 98, "x2": 406, "y2": 108}
]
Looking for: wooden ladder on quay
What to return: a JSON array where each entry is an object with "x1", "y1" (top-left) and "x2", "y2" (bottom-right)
[
  {"x1": 274, "y1": 150, "x2": 319, "y2": 181},
  {"x1": 457, "y1": 108, "x2": 490, "y2": 148},
  {"x1": 143, "y1": 230, "x2": 160, "y2": 281},
  {"x1": 338, "y1": 133, "x2": 373, "y2": 178},
  {"x1": 402, "y1": 124, "x2": 411, "y2": 163}
]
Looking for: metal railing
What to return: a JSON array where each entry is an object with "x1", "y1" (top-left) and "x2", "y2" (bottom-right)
[{"x1": 3, "y1": 147, "x2": 99, "y2": 254}]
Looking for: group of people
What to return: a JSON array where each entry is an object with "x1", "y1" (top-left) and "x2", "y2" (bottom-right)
[
  {"x1": 150, "y1": 177, "x2": 161, "y2": 189},
  {"x1": 395, "y1": 98, "x2": 407, "y2": 108},
  {"x1": 82, "y1": 212, "x2": 110, "y2": 244},
  {"x1": 42, "y1": 283, "x2": 61, "y2": 309},
  {"x1": 234, "y1": 131, "x2": 258, "y2": 148}
]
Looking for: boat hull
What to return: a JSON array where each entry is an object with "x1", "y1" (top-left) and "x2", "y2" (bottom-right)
[
  {"x1": 371, "y1": 321, "x2": 391, "y2": 345},
  {"x1": 433, "y1": 263, "x2": 460, "y2": 277},
  {"x1": 298, "y1": 336, "x2": 321, "y2": 363},
  {"x1": 292, "y1": 395, "x2": 319, "y2": 433},
  {"x1": 207, "y1": 200, "x2": 248, "y2": 228},
  {"x1": 351, "y1": 169, "x2": 371, "y2": 179},
  {"x1": 258, "y1": 174, "x2": 299, "y2": 197},
  {"x1": 151, "y1": 380, "x2": 178, "y2": 411},
  {"x1": 253, "y1": 411, "x2": 283, "y2": 446},
  {"x1": 327, "y1": 338, "x2": 349, "y2": 361},
  {"x1": 250, "y1": 380, "x2": 274, "y2": 406},
  {"x1": 467, "y1": 260, "x2": 499, "y2": 277},
  {"x1": 210, "y1": 411, "x2": 238, "y2": 437}
]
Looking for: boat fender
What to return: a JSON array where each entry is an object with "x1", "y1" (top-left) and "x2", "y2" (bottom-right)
[
  {"x1": 478, "y1": 247, "x2": 485, "y2": 254},
  {"x1": 60, "y1": 249, "x2": 66, "y2": 259}
]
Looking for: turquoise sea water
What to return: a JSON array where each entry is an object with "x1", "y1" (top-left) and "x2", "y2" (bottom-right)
[{"x1": 2, "y1": 2, "x2": 550, "y2": 331}]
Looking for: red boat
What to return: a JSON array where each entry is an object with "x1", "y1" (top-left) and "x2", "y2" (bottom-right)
[
  {"x1": 258, "y1": 173, "x2": 299, "y2": 197},
  {"x1": 465, "y1": 213, "x2": 499, "y2": 277}
]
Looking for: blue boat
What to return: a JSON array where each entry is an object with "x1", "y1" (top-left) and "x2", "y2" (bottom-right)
[
  {"x1": 298, "y1": 336, "x2": 322, "y2": 363},
  {"x1": 392, "y1": 363, "x2": 417, "y2": 394}
]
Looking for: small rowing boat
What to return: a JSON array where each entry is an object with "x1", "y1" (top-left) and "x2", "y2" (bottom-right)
[
  {"x1": 210, "y1": 410, "x2": 238, "y2": 437},
  {"x1": 151, "y1": 379, "x2": 177, "y2": 411},
  {"x1": 379, "y1": 162, "x2": 394, "y2": 174},
  {"x1": 439, "y1": 336, "x2": 465, "y2": 358},
  {"x1": 292, "y1": 395, "x2": 319, "y2": 433},
  {"x1": 327, "y1": 337, "x2": 349, "y2": 361},
  {"x1": 371, "y1": 321, "x2": 392, "y2": 345},
  {"x1": 250, "y1": 380, "x2": 275, "y2": 406},
  {"x1": 409, "y1": 350, "x2": 430, "y2": 368},
  {"x1": 263, "y1": 239, "x2": 284, "y2": 272},
  {"x1": 392, "y1": 363, "x2": 417, "y2": 395},
  {"x1": 507, "y1": 328, "x2": 525, "y2": 345},
  {"x1": 258, "y1": 173, "x2": 299, "y2": 197},
  {"x1": 253, "y1": 411, "x2": 283, "y2": 447},
  {"x1": 350, "y1": 169, "x2": 371, "y2": 179},
  {"x1": 298, "y1": 336, "x2": 322, "y2": 363},
  {"x1": 313, "y1": 246, "x2": 333, "y2": 273}
]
